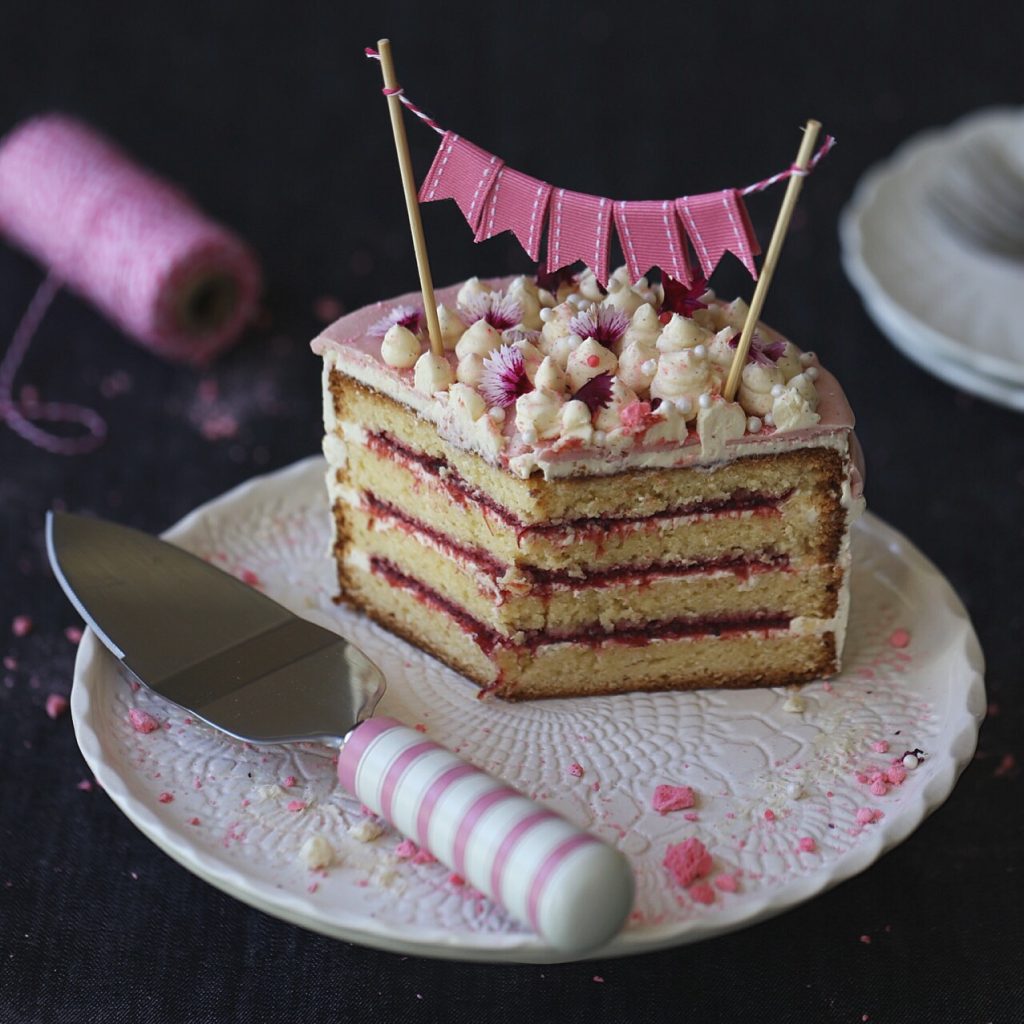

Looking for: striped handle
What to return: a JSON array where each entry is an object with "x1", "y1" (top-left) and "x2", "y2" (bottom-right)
[{"x1": 338, "y1": 717, "x2": 634, "y2": 954}]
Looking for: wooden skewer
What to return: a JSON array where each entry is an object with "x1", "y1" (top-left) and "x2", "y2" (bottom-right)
[
  {"x1": 376, "y1": 38, "x2": 444, "y2": 357},
  {"x1": 723, "y1": 119, "x2": 822, "y2": 402}
]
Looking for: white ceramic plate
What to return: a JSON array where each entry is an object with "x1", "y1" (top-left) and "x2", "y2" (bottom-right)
[
  {"x1": 71, "y1": 457, "x2": 985, "y2": 963},
  {"x1": 841, "y1": 106, "x2": 1024, "y2": 398}
]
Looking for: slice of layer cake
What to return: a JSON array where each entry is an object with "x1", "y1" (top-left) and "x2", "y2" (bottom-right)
[{"x1": 312, "y1": 269, "x2": 864, "y2": 700}]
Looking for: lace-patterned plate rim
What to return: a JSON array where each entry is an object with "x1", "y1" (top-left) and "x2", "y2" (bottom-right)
[{"x1": 70, "y1": 456, "x2": 985, "y2": 964}]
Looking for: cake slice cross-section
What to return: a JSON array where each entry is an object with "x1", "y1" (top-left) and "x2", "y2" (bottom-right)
[{"x1": 312, "y1": 269, "x2": 864, "y2": 700}]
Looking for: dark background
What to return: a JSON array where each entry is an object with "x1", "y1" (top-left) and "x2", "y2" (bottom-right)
[{"x1": 2, "y1": 2, "x2": 1022, "y2": 1021}]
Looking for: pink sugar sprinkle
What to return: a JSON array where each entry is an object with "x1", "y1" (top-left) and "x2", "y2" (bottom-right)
[
  {"x1": 683, "y1": 812, "x2": 699, "y2": 822},
  {"x1": 870, "y1": 780, "x2": 888, "y2": 796},
  {"x1": 283, "y1": 775, "x2": 297, "y2": 788},
  {"x1": 76, "y1": 779, "x2": 94, "y2": 792},
  {"x1": 45, "y1": 693, "x2": 68, "y2": 720},
  {"x1": 64, "y1": 625, "x2": 83, "y2": 645},
  {"x1": 129, "y1": 680, "x2": 141, "y2": 693},
  {"x1": 395, "y1": 839, "x2": 419, "y2": 859},
  {"x1": 287, "y1": 800, "x2": 307, "y2": 812},
  {"x1": 411, "y1": 849, "x2": 437, "y2": 866},
  {"x1": 188, "y1": 817, "x2": 201, "y2": 826},
  {"x1": 448, "y1": 873, "x2": 465, "y2": 886},
  {"x1": 663, "y1": 838, "x2": 713, "y2": 887},
  {"x1": 889, "y1": 628, "x2": 910, "y2": 648},
  {"x1": 763, "y1": 809, "x2": 776, "y2": 822},
  {"x1": 128, "y1": 708, "x2": 159, "y2": 733},
  {"x1": 885, "y1": 764, "x2": 907, "y2": 786},
  {"x1": 158, "y1": 792, "x2": 174, "y2": 804},
  {"x1": 568, "y1": 762, "x2": 585, "y2": 778},
  {"x1": 11, "y1": 615, "x2": 32, "y2": 637},
  {"x1": 240, "y1": 569, "x2": 261, "y2": 588},
  {"x1": 689, "y1": 883, "x2": 716, "y2": 905},
  {"x1": 872, "y1": 740, "x2": 890, "y2": 754},
  {"x1": 652, "y1": 784, "x2": 696, "y2": 814},
  {"x1": 798, "y1": 837, "x2": 817, "y2": 853}
]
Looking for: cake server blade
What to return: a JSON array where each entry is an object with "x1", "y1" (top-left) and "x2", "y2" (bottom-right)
[
  {"x1": 46, "y1": 511, "x2": 381, "y2": 743},
  {"x1": 46, "y1": 510, "x2": 634, "y2": 954}
]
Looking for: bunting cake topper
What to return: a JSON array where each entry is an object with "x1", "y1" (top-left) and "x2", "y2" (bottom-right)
[
  {"x1": 366, "y1": 40, "x2": 834, "y2": 397},
  {"x1": 366, "y1": 44, "x2": 834, "y2": 292}
]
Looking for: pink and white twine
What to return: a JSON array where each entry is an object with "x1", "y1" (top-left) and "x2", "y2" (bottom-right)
[{"x1": 0, "y1": 114, "x2": 262, "y2": 454}]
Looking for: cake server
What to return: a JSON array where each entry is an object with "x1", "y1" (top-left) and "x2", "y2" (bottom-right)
[{"x1": 46, "y1": 511, "x2": 633, "y2": 954}]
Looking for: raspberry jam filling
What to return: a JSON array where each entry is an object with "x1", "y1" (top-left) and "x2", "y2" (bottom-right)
[
  {"x1": 362, "y1": 490, "x2": 791, "y2": 591},
  {"x1": 369, "y1": 556, "x2": 792, "y2": 653},
  {"x1": 366, "y1": 430, "x2": 792, "y2": 540}
]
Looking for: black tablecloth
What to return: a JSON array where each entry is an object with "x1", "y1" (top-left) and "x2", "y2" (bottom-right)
[{"x1": 2, "y1": 3, "x2": 1023, "y2": 1021}]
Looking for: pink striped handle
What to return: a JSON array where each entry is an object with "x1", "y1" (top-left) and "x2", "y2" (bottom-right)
[{"x1": 338, "y1": 717, "x2": 634, "y2": 954}]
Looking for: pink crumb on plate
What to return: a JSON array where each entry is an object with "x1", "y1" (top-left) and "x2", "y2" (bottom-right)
[
  {"x1": 889, "y1": 628, "x2": 911, "y2": 648},
  {"x1": 128, "y1": 708, "x2": 159, "y2": 733},
  {"x1": 395, "y1": 839, "x2": 419, "y2": 859},
  {"x1": 240, "y1": 569, "x2": 261, "y2": 588},
  {"x1": 872, "y1": 740, "x2": 890, "y2": 754},
  {"x1": 45, "y1": 694, "x2": 68, "y2": 720},
  {"x1": 856, "y1": 807, "x2": 882, "y2": 825},
  {"x1": 158, "y1": 792, "x2": 174, "y2": 804},
  {"x1": 568, "y1": 762, "x2": 584, "y2": 778},
  {"x1": 715, "y1": 873, "x2": 739, "y2": 893},
  {"x1": 663, "y1": 837, "x2": 713, "y2": 887},
  {"x1": 689, "y1": 883, "x2": 715, "y2": 905},
  {"x1": 283, "y1": 775, "x2": 297, "y2": 788},
  {"x1": 11, "y1": 615, "x2": 32, "y2": 637},
  {"x1": 651, "y1": 784, "x2": 695, "y2": 814},
  {"x1": 411, "y1": 849, "x2": 437, "y2": 866},
  {"x1": 798, "y1": 837, "x2": 817, "y2": 853},
  {"x1": 287, "y1": 800, "x2": 307, "y2": 812},
  {"x1": 763, "y1": 809, "x2": 776, "y2": 822},
  {"x1": 188, "y1": 817, "x2": 201, "y2": 826}
]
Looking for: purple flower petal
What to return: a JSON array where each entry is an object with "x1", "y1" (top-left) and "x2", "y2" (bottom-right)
[
  {"x1": 572, "y1": 372, "x2": 613, "y2": 414},
  {"x1": 368, "y1": 304, "x2": 423, "y2": 339},
  {"x1": 460, "y1": 291, "x2": 523, "y2": 332},
  {"x1": 479, "y1": 344, "x2": 534, "y2": 408},
  {"x1": 568, "y1": 306, "x2": 629, "y2": 346}
]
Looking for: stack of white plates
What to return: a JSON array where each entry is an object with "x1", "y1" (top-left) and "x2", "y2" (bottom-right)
[{"x1": 841, "y1": 107, "x2": 1024, "y2": 412}]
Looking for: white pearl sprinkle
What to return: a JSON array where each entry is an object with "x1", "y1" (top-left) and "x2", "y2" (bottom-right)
[
  {"x1": 770, "y1": 383, "x2": 785, "y2": 398},
  {"x1": 764, "y1": 412, "x2": 774, "y2": 426},
  {"x1": 522, "y1": 428, "x2": 538, "y2": 444},
  {"x1": 693, "y1": 344, "x2": 707, "y2": 359},
  {"x1": 488, "y1": 406, "x2": 505, "y2": 422},
  {"x1": 747, "y1": 416, "x2": 762, "y2": 433},
  {"x1": 799, "y1": 351, "x2": 815, "y2": 367},
  {"x1": 805, "y1": 366, "x2": 820, "y2": 381},
  {"x1": 786, "y1": 782, "x2": 804, "y2": 799},
  {"x1": 902, "y1": 753, "x2": 919, "y2": 770},
  {"x1": 641, "y1": 359, "x2": 658, "y2": 376},
  {"x1": 675, "y1": 397, "x2": 693, "y2": 414},
  {"x1": 539, "y1": 308, "x2": 553, "y2": 323},
  {"x1": 698, "y1": 393, "x2": 712, "y2": 409}
]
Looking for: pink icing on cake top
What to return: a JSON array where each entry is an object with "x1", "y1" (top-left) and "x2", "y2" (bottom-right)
[{"x1": 312, "y1": 278, "x2": 860, "y2": 482}]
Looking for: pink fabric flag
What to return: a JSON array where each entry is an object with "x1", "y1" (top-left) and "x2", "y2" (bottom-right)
[
  {"x1": 545, "y1": 188, "x2": 613, "y2": 287},
  {"x1": 474, "y1": 166, "x2": 552, "y2": 262},
  {"x1": 675, "y1": 189, "x2": 761, "y2": 279},
  {"x1": 613, "y1": 200, "x2": 692, "y2": 286},
  {"x1": 418, "y1": 132, "x2": 503, "y2": 232}
]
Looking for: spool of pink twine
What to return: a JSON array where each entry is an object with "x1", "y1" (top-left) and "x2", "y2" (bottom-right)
[{"x1": 0, "y1": 113, "x2": 262, "y2": 453}]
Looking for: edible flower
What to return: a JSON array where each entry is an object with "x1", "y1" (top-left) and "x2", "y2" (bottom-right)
[
  {"x1": 727, "y1": 331, "x2": 786, "y2": 367},
  {"x1": 568, "y1": 306, "x2": 629, "y2": 346},
  {"x1": 459, "y1": 290, "x2": 523, "y2": 331},
  {"x1": 661, "y1": 273, "x2": 709, "y2": 320},
  {"x1": 479, "y1": 344, "x2": 533, "y2": 407},
  {"x1": 572, "y1": 372, "x2": 613, "y2": 414},
  {"x1": 368, "y1": 304, "x2": 422, "y2": 338}
]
